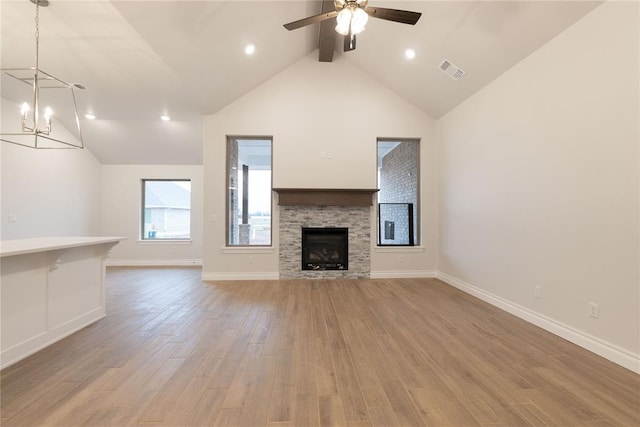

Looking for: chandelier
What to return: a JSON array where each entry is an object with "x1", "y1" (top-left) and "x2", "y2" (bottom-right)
[{"x1": 0, "y1": 0, "x2": 84, "y2": 149}]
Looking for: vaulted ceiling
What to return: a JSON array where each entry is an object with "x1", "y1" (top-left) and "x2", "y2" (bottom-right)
[{"x1": 1, "y1": 1, "x2": 601, "y2": 164}]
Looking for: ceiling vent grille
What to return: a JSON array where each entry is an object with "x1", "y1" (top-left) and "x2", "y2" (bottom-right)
[{"x1": 439, "y1": 59, "x2": 465, "y2": 81}]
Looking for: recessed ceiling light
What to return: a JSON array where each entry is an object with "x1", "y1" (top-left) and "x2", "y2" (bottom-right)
[
  {"x1": 84, "y1": 113, "x2": 96, "y2": 120},
  {"x1": 160, "y1": 115, "x2": 171, "y2": 121},
  {"x1": 405, "y1": 49, "x2": 416, "y2": 60},
  {"x1": 244, "y1": 44, "x2": 256, "y2": 55}
]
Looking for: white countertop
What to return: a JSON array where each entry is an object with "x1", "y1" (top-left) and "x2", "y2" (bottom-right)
[{"x1": 0, "y1": 236, "x2": 125, "y2": 258}]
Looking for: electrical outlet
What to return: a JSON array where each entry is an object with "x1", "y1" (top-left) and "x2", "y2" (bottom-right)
[
  {"x1": 589, "y1": 302, "x2": 599, "y2": 319},
  {"x1": 534, "y1": 285, "x2": 542, "y2": 299},
  {"x1": 7, "y1": 213, "x2": 17, "y2": 223}
]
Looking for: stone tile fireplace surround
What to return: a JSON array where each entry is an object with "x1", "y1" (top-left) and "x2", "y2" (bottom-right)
[{"x1": 275, "y1": 189, "x2": 377, "y2": 279}]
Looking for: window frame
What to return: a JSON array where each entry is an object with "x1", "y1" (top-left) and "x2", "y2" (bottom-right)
[
  {"x1": 225, "y1": 135, "x2": 273, "y2": 247},
  {"x1": 140, "y1": 178, "x2": 192, "y2": 241},
  {"x1": 376, "y1": 138, "x2": 421, "y2": 247}
]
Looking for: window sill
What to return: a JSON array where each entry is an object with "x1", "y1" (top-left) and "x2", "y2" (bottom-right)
[
  {"x1": 222, "y1": 246, "x2": 275, "y2": 254},
  {"x1": 374, "y1": 246, "x2": 425, "y2": 253},
  {"x1": 138, "y1": 239, "x2": 192, "y2": 245}
]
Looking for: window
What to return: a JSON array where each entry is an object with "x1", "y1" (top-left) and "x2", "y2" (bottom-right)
[
  {"x1": 227, "y1": 136, "x2": 272, "y2": 246},
  {"x1": 141, "y1": 179, "x2": 191, "y2": 240},
  {"x1": 377, "y1": 139, "x2": 420, "y2": 246}
]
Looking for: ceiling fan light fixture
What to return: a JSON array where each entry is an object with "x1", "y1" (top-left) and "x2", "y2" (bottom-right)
[
  {"x1": 351, "y1": 8, "x2": 368, "y2": 34},
  {"x1": 335, "y1": 8, "x2": 352, "y2": 35},
  {"x1": 283, "y1": 0, "x2": 420, "y2": 55},
  {"x1": 335, "y1": 6, "x2": 368, "y2": 36}
]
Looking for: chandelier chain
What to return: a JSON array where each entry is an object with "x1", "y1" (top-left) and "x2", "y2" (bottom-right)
[
  {"x1": 35, "y1": 1, "x2": 39, "y2": 41},
  {"x1": 35, "y1": 0, "x2": 40, "y2": 68}
]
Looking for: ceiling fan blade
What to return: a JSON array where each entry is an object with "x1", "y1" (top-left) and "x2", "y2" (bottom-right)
[
  {"x1": 365, "y1": 7, "x2": 421, "y2": 25},
  {"x1": 283, "y1": 10, "x2": 338, "y2": 30},
  {"x1": 344, "y1": 33, "x2": 356, "y2": 52}
]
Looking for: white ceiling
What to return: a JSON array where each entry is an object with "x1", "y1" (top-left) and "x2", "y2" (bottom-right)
[{"x1": 0, "y1": 0, "x2": 601, "y2": 164}]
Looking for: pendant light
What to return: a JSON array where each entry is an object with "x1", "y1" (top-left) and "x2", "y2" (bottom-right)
[{"x1": 1, "y1": 0, "x2": 84, "y2": 149}]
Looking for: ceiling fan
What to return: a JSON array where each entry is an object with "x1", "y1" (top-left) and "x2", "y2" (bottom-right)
[{"x1": 284, "y1": 0, "x2": 421, "y2": 52}]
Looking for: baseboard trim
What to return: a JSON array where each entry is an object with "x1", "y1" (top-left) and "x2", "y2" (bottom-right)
[
  {"x1": 201, "y1": 271, "x2": 440, "y2": 281},
  {"x1": 201, "y1": 272, "x2": 280, "y2": 281},
  {"x1": 370, "y1": 270, "x2": 437, "y2": 279},
  {"x1": 107, "y1": 259, "x2": 202, "y2": 267},
  {"x1": 436, "y1": 272, "x2": 640, "y2": 374}
]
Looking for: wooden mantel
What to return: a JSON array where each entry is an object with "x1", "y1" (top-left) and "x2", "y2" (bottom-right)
[{"x1": 273, "y1": 188, "x2": 379, "y2": 206}]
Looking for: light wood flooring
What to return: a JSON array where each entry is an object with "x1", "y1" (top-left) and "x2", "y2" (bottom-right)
[{"x1": 1, "y1": 267, "x2": 639, "y2": 426}]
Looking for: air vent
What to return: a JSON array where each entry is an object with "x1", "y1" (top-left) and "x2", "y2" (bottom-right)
[{"x1": 439, "y1": 59, "x2": 465, "y2": 81}]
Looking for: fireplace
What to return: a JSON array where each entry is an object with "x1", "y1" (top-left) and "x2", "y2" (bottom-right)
[
  {"x1": 301, "y1": 227, "x2": 348, "y2": 271},
  {"x1": 278, "y1": 203, "x2": 371, "y2": 279}
]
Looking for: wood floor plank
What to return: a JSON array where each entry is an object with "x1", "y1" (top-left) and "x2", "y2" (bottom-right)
[
  {"x1": 510, "y1": 402, "x2": 557, "y2": 426},
  {"x1": 227, "y1": 354, "x2": 277, "y2": 426},
  {"x1": 314, "y1": 337, "x2": 348, "y2": 426},
  {"x1": 48, "y1": 390, "x2": 112, "y2": 427},
  {"x1": 1, "y1": 267, "x2": 638, "y2": 427},
  {"x1": 318, "y1": 394, "x2": 348, "y2": 427},
  {"x1": 137, "y1": 356, "x2": 205, "y2": 423},
  {"x1": 367, "y1": 405, "x2": 401, "y2": 427},
  {"x1": 338, "y1": 317, "x2": 389, "y2": 409},
  {"x1": 221, "y1": 343, "x2": 265, "y2": 408},
  {"x1": 292, "y1": 379, "x2": 320, "y2": 427},
  {"x1": 380, "y1": 379, "x2": 425, "y2": 426},
  {"x1": 212, "y1": 407, "x2": 245, "y2": 427},
  {"x1": 0, "y1": 346, "x2": 109, "y2": 420},
  {"x1": 158, "y1": 377, "x2": 217, "y2": 426},
  {"x1": 408, "y1": 385, "x2": 480, "y2": 426},
  {"x1": 314, "y1": 338, "x2": 340, "y2": 397},
  {"x1": 1, "y1": 381, "x2": 81, "y2": 426},
  {"x1": 324, "y1": 314, "x2": 369, "y2": 422},
  {"x1": 185, "y1": 387, "x2": 228, "y2": 426},
  {"x1": 268, "y1": 383, "x2": 295, "y2": 424}
]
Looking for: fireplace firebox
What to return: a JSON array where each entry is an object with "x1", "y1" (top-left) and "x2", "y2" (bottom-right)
[{"x1": 301, "y1": 227, "x2": 348, "y2": 271}]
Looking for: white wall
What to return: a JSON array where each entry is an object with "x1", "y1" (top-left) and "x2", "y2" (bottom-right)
[
  {"x1": 437, "y1": 1, "x2": 639, "y2": 371},
  {"x1": 1, "y1": 99, "x2": 102, "y2": 240},
  {"x1": 203, "y1": 54, "x2": 437, "y2": 278},
  {"x1": 101, "y1": 165, "x2": 203, "y2": 265}
]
